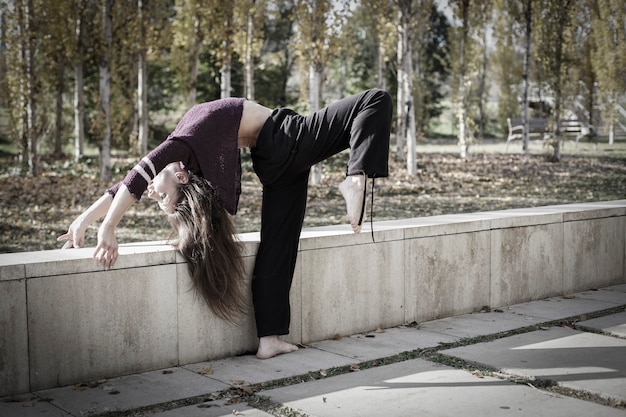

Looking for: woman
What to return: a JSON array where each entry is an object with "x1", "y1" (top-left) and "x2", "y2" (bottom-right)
[{"x1": 58, "y1": 89, "x2": 393, "y2": 359}]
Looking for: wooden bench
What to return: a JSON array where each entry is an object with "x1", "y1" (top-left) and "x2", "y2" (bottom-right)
[
  {"x1": 506, "y1": 117, "x2": 549, "y2": 148},
  {"x1": 506, "y1": 117, "x2": 596, "y2": 149},
  {"x1": 558, "y1": 119, "x2": 596, "y2": 146}
]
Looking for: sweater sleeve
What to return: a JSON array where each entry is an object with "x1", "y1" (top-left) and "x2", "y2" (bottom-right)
[{"x1": 107, "y1": 139, "x2": 194, "y2": 201}]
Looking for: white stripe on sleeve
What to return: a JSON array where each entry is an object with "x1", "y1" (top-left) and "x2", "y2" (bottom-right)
[
  {"x1": 142, "y1": 157, "x2": 157, "y2": 178},
  {"x1": 133, "y1": 164, "x2": 152, "y2": 184}
]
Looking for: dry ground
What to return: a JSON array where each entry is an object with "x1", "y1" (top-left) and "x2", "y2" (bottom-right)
[{"x1": 1, "y1": 138, "x2": 625, "y2": 253}]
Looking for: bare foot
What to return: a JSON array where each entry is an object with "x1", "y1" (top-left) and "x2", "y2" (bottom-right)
[
  {"x1": 338, "y1": 174, "x2": 366, "y2": 233},
  {"x1": 256, "y1": 335, "x2": 299, "y2": 359}
]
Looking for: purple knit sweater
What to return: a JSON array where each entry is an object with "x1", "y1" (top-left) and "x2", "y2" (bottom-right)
[{"x1": 108, "y1": 98, "x2": 245, "y2": 215}]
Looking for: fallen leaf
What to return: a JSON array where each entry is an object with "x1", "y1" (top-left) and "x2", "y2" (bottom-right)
[
  {"x1": 332, "y1": 333, "x2": 342, "y2": 340},
  {"x1": 199, "y1": 367, "x2": 213, "y2": 376},
  {"x1": 226, "y1": 397, "x2": 243, "y2": 405},
  {"x1": 349, "y1": 364, "x2": 360, "y2": 372},
  {"x1": 232, "y1": 380, "x2": 245, "y2": 386},
  {"x1": 375, "y1": 327, "x2": 384, "y2": 333}
]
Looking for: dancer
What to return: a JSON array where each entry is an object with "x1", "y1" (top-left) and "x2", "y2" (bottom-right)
[{"x1": 59, "y1": 89, "x2": 393, "y2": 359}]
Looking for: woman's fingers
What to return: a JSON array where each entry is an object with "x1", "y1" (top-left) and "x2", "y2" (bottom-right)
[
  {"x1": 57, "y1": 233, "x2": 75, "y2": 249},
  {"x1": 57, "y1": 229, "x2": 84, "y2": 249},
  {"x1": 93, "y1": 244, "x2": 118, "y2": 270}
]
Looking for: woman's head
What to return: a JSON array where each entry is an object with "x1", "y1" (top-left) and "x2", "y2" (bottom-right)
[
  {"x1": 147, "y1": 162, "x2": 189, "y2": 214},
  {"x1": 167, "y1": 173, "x2": 247, "y2": 322}
]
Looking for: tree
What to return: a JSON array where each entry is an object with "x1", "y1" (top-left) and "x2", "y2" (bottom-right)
[
  {"x1": 73, "y1": 0, "x2": 87, "y2": 162},
  {"x1": 255, "y1": 1, "x2": 295, "y2": 107},
  {"x1": 492, "y1": 1, "x2": 522, "y2": 139},
  {"x1": 99, "y1": 0, "x2": 113, "y2": 181},
  {"x1": 2, "y1": 0, "x2": 41, "y2": 175},
  {"x1": 395, "y1": 0, "x2": 419, "y2": 173},
  {"x1": 589, "y1": 0, "x2": 626, "y2": 145},
  {"x1": 233, "y1": 0, "x2": 267, "y2": 101},
  {"x1": 133, "y1": 0, "x2": 172, "y2": 155},
  {"x1": 534, "y1": 0, "x2": 576, "y2": 162},
  {"x1": 137, "y1": 0, "x2": 148, "y2": 155},
  {"x1": 495, "y1": 0, "x2": 533, "y2": 154},
  {"x1": 448, "y1": 0, "x2": 491, "y2": 158},
  {"x1": 292, "y1": 0, "x2": 347, "y2": 184},
  {"x1": 415, "y1": 3, "x2": 451, "y2": 138}
]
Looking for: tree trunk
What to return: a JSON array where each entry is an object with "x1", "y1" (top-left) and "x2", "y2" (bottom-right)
[
  {"x1": 99, "y1": 0, "x2": 112, "y2": 181},
  {"x1": 26, "y1": 0, "x2": 37, "y2": 175},
  {"x1": 54, "y1": 50, "x2": 64, "y2": 158},
  {"x1": 549, "y1": 0, "x2": 569, "y2": 163},
  {"x1": 137, "y1": 48, "x2": 148, "y2": 155},
  {"x1": 522, "y1": 0, "x2": 532, "y2": 154},
  {"x1": 309, "y1": 62, "x2": 322, "y2": 185},
  {"x1": 73, "y1": 1, "x2": 85, "y2": 162},
  {"x1": 395, "y1": 5, "x2": 407, "y2": 162},
  {"x1": 137, "y1": 0, "x2": 148, "y2": 156},
  {"x1": 221, "y1": 54, "x2": 232, "y2": 99},
  {"x1": 457, "y1": 0, "x2": 469, "y2": 159},
  {"x1": 187, "y1": 14, "x2": 200, "y2": 107},
  {"x1": 244, "y1": 6, "x2": 255, "y2": 101},
  {"x1": 17, "y1": 0, "x2": 38, "y2": 175},
  {"x1": 377, "y1": 38, "x2": 386, "y2": 90}
]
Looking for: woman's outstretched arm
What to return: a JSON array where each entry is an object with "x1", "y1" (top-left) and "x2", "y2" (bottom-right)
[
  {"x1": 92, "y1": 184, "x2": 136, "y2": 270},
  {"x1": 57, "y1": 193, "x2": 113, "y2": 249}
]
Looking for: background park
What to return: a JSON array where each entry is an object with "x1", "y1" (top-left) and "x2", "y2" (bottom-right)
[{"x1": 0, "y1": 0, "x2": 625, "y2": 253}]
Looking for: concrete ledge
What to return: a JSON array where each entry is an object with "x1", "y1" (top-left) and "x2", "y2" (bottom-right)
[{"x1": 1, "y1": 200, "x2": 624, "y2": 396}]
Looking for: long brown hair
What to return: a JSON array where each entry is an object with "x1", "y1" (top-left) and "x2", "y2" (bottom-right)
[{"x1": 168, "y1": 173, "x2": 247, "y2": 322}]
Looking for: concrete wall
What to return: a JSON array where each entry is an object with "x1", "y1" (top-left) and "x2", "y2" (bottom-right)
[{"x1": 1, "y1": 200, "x2": 624, "y2": 396}]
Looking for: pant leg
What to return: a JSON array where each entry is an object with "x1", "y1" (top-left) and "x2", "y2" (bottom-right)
[
  {"x1": 252, "y1": 169, "x2": 310, "y2": 337},
  {"x1": 287, "y1": 88, "x2": 393, "y2": 179},
  {"x1": 251, "y1": 89, "x2": 393, "y2": 337}
]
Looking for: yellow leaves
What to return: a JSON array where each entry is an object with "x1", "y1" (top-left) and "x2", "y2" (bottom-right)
[{"x1": 2, "y1": 152, "x2": 625, "y2": 254}]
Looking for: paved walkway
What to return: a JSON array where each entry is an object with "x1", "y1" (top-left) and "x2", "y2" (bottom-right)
[{"x1": 3, "y1": 284, "x2": 626, "y2": 417}]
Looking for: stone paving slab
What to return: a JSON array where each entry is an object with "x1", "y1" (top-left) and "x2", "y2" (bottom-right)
[
  {"x1": 32, "y1": 367, "x2": 229, "y2": 417},
  {"x1": 416, "y1": 310, "x2": 542, "y2": 339},
  {"x1": 259, "y1": 357, "x2": 624, "y2": 417},
  {"x1": 309, "y1": 326, "x2": 457, "y2": 361},
  {"x1": 577, "y1": 311, "x2": 626, "y2": 338},
  {"x1": 503, "y1": 295, "x2": 624, "y2": 321},
  {"x1": 151, "y1": 398, "x2": 273, "y2": 417},
  {"x1": 0, "y1": 395, "x2": 72, "y2": 417},
  {"x1": 575, "y1": 287, "x2": 626, "y2": 305},
  {"x1": 185, "y1": 347, "x2": 357, "y2": 387},
  {"x1": 443, "y1": 326, "x2": 626, "y2": 405}
]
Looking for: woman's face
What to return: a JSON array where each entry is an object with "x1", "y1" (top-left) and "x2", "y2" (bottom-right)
[{"x1": 147, "y1": 162, "x2": 189, "y2": 213}]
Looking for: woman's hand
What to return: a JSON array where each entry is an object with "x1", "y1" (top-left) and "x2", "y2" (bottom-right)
[
  {"x1": 57, "y1": 193, "x2": 113, "y2": 249},
  {"x1": 57, "y1": 218, "x2": 88, "y2": 249},
  {"x1": 93, "y1": 223, "x2": 118, "y2": 270}
]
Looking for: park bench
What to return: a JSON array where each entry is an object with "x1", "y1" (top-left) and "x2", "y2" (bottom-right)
[
  {"x1": 558, "y1": 119, "x2": 596, "y2": 146},
  {"x1": 506, "y1": 117, "x2": 596, "y2": 149},
  {"x1": 506, "y1": 117, "x2": 549, "y2": 149}
]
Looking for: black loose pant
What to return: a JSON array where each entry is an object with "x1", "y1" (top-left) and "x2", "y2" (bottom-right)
[{"x1": 250, "y1": 89, "x2": 393, "y2": 337}]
